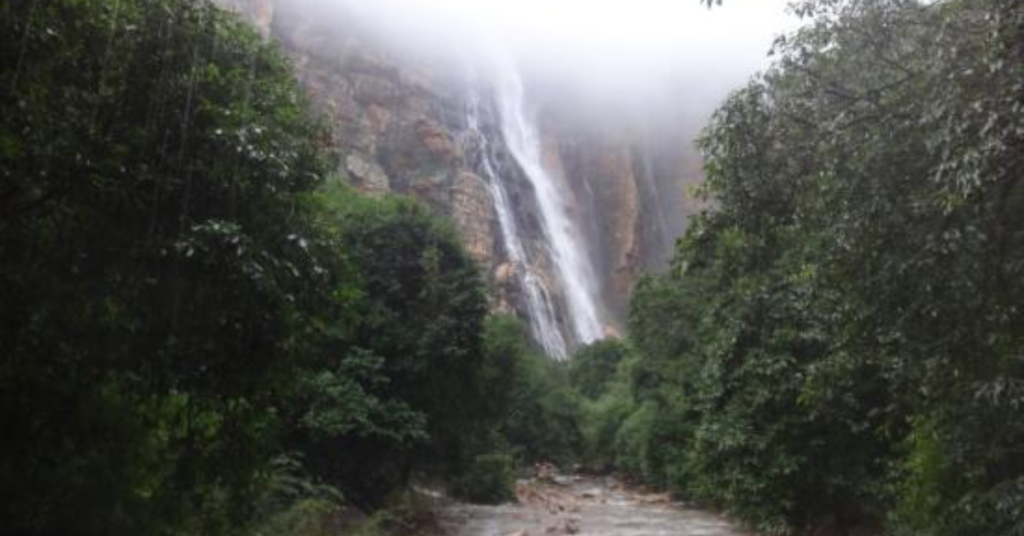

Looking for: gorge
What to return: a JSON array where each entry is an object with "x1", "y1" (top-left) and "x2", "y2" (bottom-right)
[{"x1": 7, "y1": 2, "x2": 1015, "y2": 535}]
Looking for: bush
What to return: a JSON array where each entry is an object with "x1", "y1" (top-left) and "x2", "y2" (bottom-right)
[
  {"x1": 569, "y1": 339, "x2": 630, "y2": 399},
  {"x1": 479, "y1": 315, "x2": 584, "y2": 466},
  {"x1": 451, "y1": 454, "x2": 516, "y2": 505}
]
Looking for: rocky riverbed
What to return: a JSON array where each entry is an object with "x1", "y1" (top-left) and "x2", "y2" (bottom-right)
[{"x1": 435, "y1": 475, "x2": 747, "y2": 536}]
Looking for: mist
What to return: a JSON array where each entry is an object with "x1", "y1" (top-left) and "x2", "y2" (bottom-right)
[
  {"x1": 261, "y1": 0, "x2": 807, "y2": 346},
  {"x1": 288, "y1": 0, "x2": 801, "y2": 120}
]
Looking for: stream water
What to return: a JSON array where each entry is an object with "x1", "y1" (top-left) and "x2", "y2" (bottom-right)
[{"x1": 436, "y1": 475, "x2": 747, "y2": 536}]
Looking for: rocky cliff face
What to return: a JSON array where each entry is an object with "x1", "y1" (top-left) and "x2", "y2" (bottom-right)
[
  {"x1": 542, "y1": 113, "x2": 706, "y2": 323},
  {"x1": 220, "y1": 0, "x2": 702, "y2": 356}
]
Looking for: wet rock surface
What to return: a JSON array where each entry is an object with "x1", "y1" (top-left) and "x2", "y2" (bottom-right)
[{"x1": 437, "y1": 475, "x2": 746, "y2": 536}]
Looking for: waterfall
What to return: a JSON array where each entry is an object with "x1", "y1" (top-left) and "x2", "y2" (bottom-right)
[
  {"x1": 493, "y1": 64, "x2": 605, "y2": 348},
  {"x1": 464, "y1": 94, "x2": 570, "y2": 358},
  {"x1": 461, "y1": 57, "x2": 606, "y2": 358}
]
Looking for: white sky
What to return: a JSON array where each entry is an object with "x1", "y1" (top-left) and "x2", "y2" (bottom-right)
[
  {"x1": 340, "y1": 0, "x2": 799, "y2": 77},
  {"x1": 317, "y1": 0, "x2": 804, "y2": 117}
]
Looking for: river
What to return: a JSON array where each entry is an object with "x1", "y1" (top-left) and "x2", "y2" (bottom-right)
[{"x1": 435, "y1": 475, "x2": 747, "y2": 536}]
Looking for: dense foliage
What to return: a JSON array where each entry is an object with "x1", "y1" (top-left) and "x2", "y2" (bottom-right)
[
  {"x1": 599, "y1": 0, "x2": 1024, "y2": 534},
  {"x1": 288, "y1": 189, "x2": 490, "y2": 506},
  {"x1": 0, "y1": 1, "x2": 576, "y2": 534},
  {"x1": 479, "y1": 315, "x2": 585, "y2": 466},
  {"x1": 6, "y1": 0, "x2": 1020, "y2": 535},
  {"x1": 1, "y1": 0, "x2": 331, "y2": 532}
]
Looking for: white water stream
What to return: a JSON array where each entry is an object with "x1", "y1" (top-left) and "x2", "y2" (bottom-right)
[
  {"x1": 464, "y1": 94, "x2": 569, "y2": 358},
  {"x1": 493, "y1": 63, "x2": 604, "y2": 349},
  {"x1": 461, "y1": 57, "x2": 605, "y2": 358}
]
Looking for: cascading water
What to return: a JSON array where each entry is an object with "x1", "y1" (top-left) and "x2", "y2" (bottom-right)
[
  {"x1": 463, "y1": 93, "x2": 570, "y2": 358},
  {"x1": 493, "y1": 64, "x2": 605, "y2": 348}
]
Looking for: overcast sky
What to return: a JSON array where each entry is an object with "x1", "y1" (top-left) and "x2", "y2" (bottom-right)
[{"x1": 336, "y1": 0, "x2": 801, "y2": 97}]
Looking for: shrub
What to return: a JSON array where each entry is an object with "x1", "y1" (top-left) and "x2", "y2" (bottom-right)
[{"x1": 451, "y1": 454, "x2": 516, "y2": 505}]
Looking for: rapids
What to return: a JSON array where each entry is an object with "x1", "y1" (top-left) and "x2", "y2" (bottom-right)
[{"x1": 437, "y1": 475, "x2": 747, "y2": 536}]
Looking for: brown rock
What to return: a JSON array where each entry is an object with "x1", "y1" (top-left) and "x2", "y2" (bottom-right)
[
  {"x1": 639, "y1": 492, "x2": 673, "y2": 505},
  {"x1": 345, "y1": 153, "x2": 390, "y2": 195},
  {"x1": 352, "y1": 73, "x2": 400, "y2": 106},
  {"x1": 364, "y1": 104, "x2": 391, "y2": 139},
  {"x1": 535, "y1": 462, "x2": 559, "y2": 482},
  {"x1": 545, "y1": 518, "x2": 580, "y2": 534},
  {"x1": 494, "y1": 262, "x2": 517, "y2": 286},
  {"x1": 449, "y1": 172, "x2": 496, "y2": 265},
  {"x1": 602, "y1": 324, "x2": 622, "y2": 339},
  {"x1": 416, "y1": 119, "x2": 458, "y2": 164}
]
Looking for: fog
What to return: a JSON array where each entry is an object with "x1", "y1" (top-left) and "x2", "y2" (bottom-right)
[
  {"x1": 326, "y1": 0, "x2": 801, "y2": 113},
  {"x1": 261, "y1": 0, "x2": 806, "y2": 336}
]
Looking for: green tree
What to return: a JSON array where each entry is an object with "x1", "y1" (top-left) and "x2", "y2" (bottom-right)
[
  {"x1": 0, "y1": 0, "x2": 333, "y2": 533},
  {"x1": 569, "y1": 339, "x2": 630, "y2": 399},
  {"x1": 478, "y1": 315, "x2": 584, "y2": 465},
  {"x1": 623, "y1": 0, "x2": 1023, "y2": 534},
  {"x1": 288, "y1": 186, "x2": 490, "y2": 506}
]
